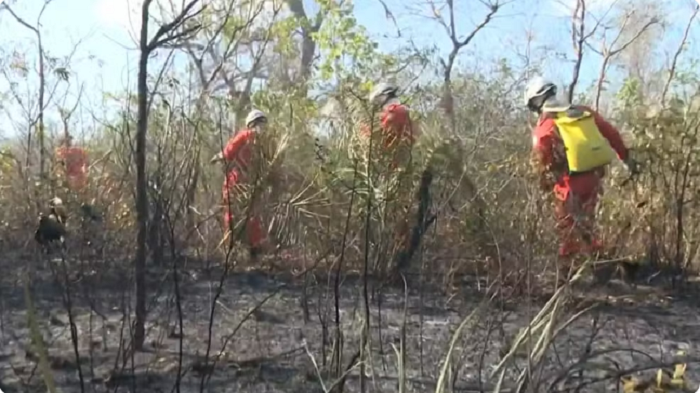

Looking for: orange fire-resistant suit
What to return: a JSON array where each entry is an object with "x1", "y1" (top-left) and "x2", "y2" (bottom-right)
[
  {"x1": 531, "y1": 105, "x2": 629, "y2": 258},
  {"x1": 220, "y1": 129, "x2": 263, "y2": 249},
  {"x1": 361, "y1": 101, "x2": 417, "y2": 167},
  {"x1": 55, "y1": 146, "x2": 89, "y2": 190},
  {"x1": 360, "y1": 101, "x2": 417, "y2": 256}
]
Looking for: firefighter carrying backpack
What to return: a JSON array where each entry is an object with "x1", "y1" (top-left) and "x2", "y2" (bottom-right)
[{"x1": 551, "y1": 108, "x2": 616, "y2": 173}]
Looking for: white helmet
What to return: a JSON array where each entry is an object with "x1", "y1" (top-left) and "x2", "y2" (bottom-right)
[
  {"x1": 368, "y1": 82, "x2": 398, "y2": 105},
  {"x1": 524, "y1": 76, "x2": 557, "y2": 106},
  {"x1": 50, "y1": 197, "x2": 64, "y2": 207},
  {"x1": 245, "y1": 109, "x2": 267, "y2": 128}
]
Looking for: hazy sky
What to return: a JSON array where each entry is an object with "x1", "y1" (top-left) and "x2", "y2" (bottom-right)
[{"x1": 0, "y1": 0, "x2": 696, "y2": 139}]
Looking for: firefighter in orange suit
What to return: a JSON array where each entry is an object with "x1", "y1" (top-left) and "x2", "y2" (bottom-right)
[
  {"x1": 211, "y1": 109, "x2": 267, "y2": 260},
  {"x1": 526, "y1": 76, "x2": 638, "y2": 258},
  {"x1": 361, "y1": 82, "x2": 418, "y2": 266},
  {"x1": 55, "y1": 133, "x2": 89, "y2": 190}
]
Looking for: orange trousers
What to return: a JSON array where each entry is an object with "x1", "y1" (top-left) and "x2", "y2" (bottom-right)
[
  {"x1": 553, "y1": 172, "x2": 603, "y2": 258},
  {"x1": 66, "y1": 174, "x2": 88, "y2": 190},
  {"x1": 222, "y1": 171, "x2": 263, "y2": 248}
]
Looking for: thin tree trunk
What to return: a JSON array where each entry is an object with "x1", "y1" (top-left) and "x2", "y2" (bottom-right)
[
  {"x1": 568, "y1": 0, "x2": 586, "y2": 103},
  {"x1": 133, "y1": 0, "x2": 153, "y2": 351},
  {"x1": 38, "y1": 34, "x2": 46, "y2": 181},
  {"x1": 594, "y1": 56, "x2": 610, "y2": 111}
]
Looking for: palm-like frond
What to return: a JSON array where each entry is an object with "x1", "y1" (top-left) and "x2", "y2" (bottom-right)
[{"x1": 268, "y1": 177, "x2": 331, "y2": 248}]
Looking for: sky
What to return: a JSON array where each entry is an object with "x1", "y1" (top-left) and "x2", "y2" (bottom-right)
[{"x1": 0, "y1": 0, "x2": 697, "y2": 140}]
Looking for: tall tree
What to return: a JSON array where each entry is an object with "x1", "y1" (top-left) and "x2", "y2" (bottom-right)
[{"x1": 134, "y1": 0, "x2": 202, "y2": 350}]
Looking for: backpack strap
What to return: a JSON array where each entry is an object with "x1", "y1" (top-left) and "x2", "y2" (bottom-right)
[
  {"x1": 541, "y1": 99, "x2": 571, "y2": 113},
  {"x1": 553, "y1": 108, "x2": 592, "y2": 123}
]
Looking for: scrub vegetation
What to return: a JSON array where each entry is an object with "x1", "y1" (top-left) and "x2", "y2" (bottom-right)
[{"x1": 0, "y1": 0, "x2": 700, "y2": 392}]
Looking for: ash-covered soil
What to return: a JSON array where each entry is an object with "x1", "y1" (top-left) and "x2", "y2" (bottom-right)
[{"x1": 1, "y1": 254, "x2": 700, "y2": 393}]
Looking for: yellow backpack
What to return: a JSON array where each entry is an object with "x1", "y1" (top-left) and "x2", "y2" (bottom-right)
[{"x1": 552, "y1": 109, "x2": 616, "y2": 173}]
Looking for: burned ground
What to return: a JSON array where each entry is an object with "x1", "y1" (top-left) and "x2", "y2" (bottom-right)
[{"x1": 1, "y1": 253, "x2": 700, "y2": 393}]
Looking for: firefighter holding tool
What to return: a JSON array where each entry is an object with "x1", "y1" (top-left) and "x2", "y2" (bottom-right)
[
  {"x1": 211, "y1": 109, "x2": 268, "y2": 260},
  {"x1": 525, "y1": 76, "x2": 639, "y2": 258}
]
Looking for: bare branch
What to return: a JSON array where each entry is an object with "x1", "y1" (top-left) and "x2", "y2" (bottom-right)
[
  {"x1": 566, "y1": 0, "x2": 621, "y2": 101},
  {"x1": 661, "y1": 5, "x2": 699, "y2": 105},
  {"x1": 147, "y1": 48, "x2": 177, "y2": 112},
  {"x1": 183, "y1": 0, "x2": 243, "y2": 86},
  {"x1": 375, "y1": 0, "x2": 400, "y2": 37},
  {"x1": 228, "y1": 1, "x2": 284, "y2": 118},
  {"x1": 59, "y1": 83, "x2": 85, "y2": 138},
  {"x1": 609, "y1": 18, "x2": 658, "y2": 57},
  {"x1": 6, "y1": 0, "x2": 53, "y2": 179},
  {"x1": 150, "y1": 23, "x2": 202, "y2": 49},
  {"x1": 592, "y1": 10, "x2": 659, "y2": 109},
  {"x1": 147, "y1": 0, "x2": 204, "y2": 52},
  {"x1": 457, "y1": 0, "x2": 503, "y2": 48},
  {"x1": 568, "y1": 0, "x2": 586, "y2": 102},
  {"x1": 447, "y1": 0, "x2": 457, "y2": 44},
  {"x1": 440, "y1": 0, "x2": 504, "y2": 124},
  {"x1": 581, "y1": 0, "x2": 618, "y2": 40},
  {"x1": 5, "y1": 7, "x2": 39, "y2": 34},
  {"x1": 175, "y1": 0, "x2": 266, "y2": 90}
]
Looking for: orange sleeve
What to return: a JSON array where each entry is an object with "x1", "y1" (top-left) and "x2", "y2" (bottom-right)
[
  {"x1": 532, "y1": 118, "x2": 557, "y2": 171},
  {"x1": 222, "y1": 130, "x2": 252, "y2": 162},
  {"x1": 579, "y1": 105, "x2": 628, "y2": 161}
]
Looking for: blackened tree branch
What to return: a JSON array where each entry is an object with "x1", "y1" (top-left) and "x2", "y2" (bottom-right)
[{"x1": 147, "y1": 0, "x2": 204, "y2": 52}]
